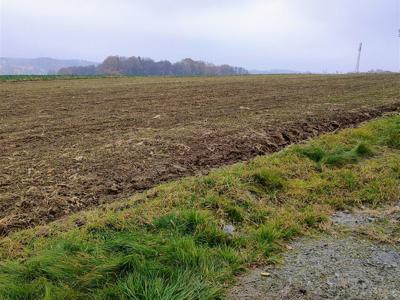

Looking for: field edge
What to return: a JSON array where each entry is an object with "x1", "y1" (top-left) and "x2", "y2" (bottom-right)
[{"x1": 0, "y1": 114, "x2": 399, "y2": 299}]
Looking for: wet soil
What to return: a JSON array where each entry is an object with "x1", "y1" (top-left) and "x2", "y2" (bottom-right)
[{"x1": 1, "y1": 75, "x2": 399, "y2": 234}]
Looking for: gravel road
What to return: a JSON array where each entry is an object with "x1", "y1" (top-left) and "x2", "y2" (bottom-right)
[{"x1": 229, "y1": 204, "x2": 400, "y2": 300}]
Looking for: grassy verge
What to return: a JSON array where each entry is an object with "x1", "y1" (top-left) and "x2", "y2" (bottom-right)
[{"x1": 0, "y1": 115, "x2": 399, "y2": 299}]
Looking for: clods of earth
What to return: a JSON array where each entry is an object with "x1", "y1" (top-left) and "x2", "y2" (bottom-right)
[{"x1": 1, "y1": 75, "x2": 399, "y2": 234}]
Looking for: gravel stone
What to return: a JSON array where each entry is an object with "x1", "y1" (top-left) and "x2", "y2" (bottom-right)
[{"x1": 229, "y1": 236, "x2": 400, "y2": 300}]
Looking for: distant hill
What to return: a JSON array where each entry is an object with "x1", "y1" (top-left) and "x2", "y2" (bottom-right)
[
  {"x1": 0, "y1": 57, "x2": 98, "y2": 75},
  {"x1": 249, "y1": 69, "x2": 300, "y2": 74},
  {"x1": 58, "y1": 56, "x2": 248, "y2": 76}
]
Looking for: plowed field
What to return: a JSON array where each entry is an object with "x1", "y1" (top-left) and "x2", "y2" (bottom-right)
[{"x1": 1, "y1": 74, "x2": 399, "y2": 233}]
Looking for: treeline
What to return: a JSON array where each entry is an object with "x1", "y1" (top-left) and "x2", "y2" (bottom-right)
[{"x1": 58, "y1": 56, "x2": 248, "y2": 76}]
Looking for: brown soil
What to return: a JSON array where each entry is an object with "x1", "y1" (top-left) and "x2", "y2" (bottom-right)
[{"x1": 1, "y1": 74, "x2": 399, "y2": 234}]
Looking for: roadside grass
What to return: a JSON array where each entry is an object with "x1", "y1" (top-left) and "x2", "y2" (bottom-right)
[{"x1": 0, "y1": 115, "x2": 399, "y2": 299}]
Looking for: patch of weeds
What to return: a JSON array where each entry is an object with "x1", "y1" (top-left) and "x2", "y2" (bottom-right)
[
  {"x1": 324, "y1": 151, "x2": 358, "y2": 166},
  {"x1": 154, "y1": 210, "x2": 232, "y2": 247},
  {"x1": 216, "y1": 175, "x2": 241, "y2": 195},
  {"x1": 55, "y1": 237, "x2": 92, "y2": 255},
  {"x1": 249, "y1": 168, "x2": 286, "y2": 192},
  {"x1": 261, "y1": 242, "x2": 281, "y2": 260},
  {"x1": 225, "y1": 206, "x2": 245, "y2": 223},
  {"x1": 86, "y1": 218, "x2": 126, "y2": 240},
  {"x1": 200, "y1": 195, "x2": 226, "y2": 210},
  {"x1": 388, "y1": 160, "x2": 400, "y2": 179},
  {"x1": 300, "y1": 206, "x2": 328, "y2": 228},
  {"x1": 255, "y1": 223, "x2": 281, "y2": 243},
  {"x1": 298, "y1": 142, "x2": 373, "y2": 168},
  {"x1": 217, "y1": 246, "x2": 241, "y2": 266},
  {"x1": 233, "y1": 196, "x2": 252, "y2": 209},
  {"x1": 279, "y1": 222, "x2": 303, "y2": 240},
  {"x1": 154, "y1": 210, "x2": 209, "y2": 235},
  {"x1": 254, "y1": 223, "x2": 283, "y2": 258},
  {"x1": 377, "y1": 119, "x2": 400, "y2": 149},
  {"x1": 304, "y1": 176, "x2": 334, "y2": 200},
  {"x1": 355, "y1": 142, "x2": 373, "y2": 156},
  {"x1": 358, "y1": 177, "x2": 398, "y2": 206},
  {"x1": 195, "y1": 225, "x2": 233, "y2": 247},
  {"x1": 201, "y1": 177, "x2": 217, "y2": 188},
  {"x1": 337, "y1": 142, "x2": 374, "y2": 165},
  {"x1": 336, "y1": 169, "x2": 359, "y2": 191},
  {"x1": 250, "y1": 208, "x2": 270, "y2": 224},
  {"x1": 385, "y1": 130, "x2": 400, "y2": 149},
  {"x1": 298, "y1": 145, "x2": 326, "y2": 163},
  {"x1": 104, "y1": 233, "x2": 158, "y2": 257},
  {"x1": 114, "y1": 269, "x2": 221, "y2": 300},
  {"x1": 163, "y1": 237, "x2": 212, "y2": 270}
]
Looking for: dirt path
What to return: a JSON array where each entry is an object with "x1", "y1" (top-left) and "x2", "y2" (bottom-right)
[{"x1": 229, "y1": 204, "x2": 400, "y2": 300}]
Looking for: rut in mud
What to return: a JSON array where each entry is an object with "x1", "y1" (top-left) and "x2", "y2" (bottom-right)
[{"x1": 1, "y1": 74, "x2": 399, "y2": 234}]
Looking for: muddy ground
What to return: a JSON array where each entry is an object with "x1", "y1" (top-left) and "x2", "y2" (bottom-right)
[
  {"x1": 1, "y1": 74, "x2": 399, "y2": 233},
  {"x1": 229, "y1": 204, "x2": 400, "y2": 300}
]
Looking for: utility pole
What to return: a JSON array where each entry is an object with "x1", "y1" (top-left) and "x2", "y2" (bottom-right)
[
  {"x1": 398, "y1": 29, "x2": 400, "y2": 73},
  {"x1": 355, "y1": 42, "x2": 362, "y2": 73}
]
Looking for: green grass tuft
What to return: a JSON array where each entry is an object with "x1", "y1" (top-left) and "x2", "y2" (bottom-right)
[
  {"x1": 298, "y1": 145, "x2": 326, "y2": 163},
  {"x1": 250, "y1": 168, "x2": 286, "y2": 191},
  {"x1": 297, "y1": 141, "x2": 374, "y2": 168},
  {"x1": 355, "y1": 142, "x2": 373, "y2": 156},
  {"x1": 225, "y1": 206, "x2": 245, "y2": 223}
]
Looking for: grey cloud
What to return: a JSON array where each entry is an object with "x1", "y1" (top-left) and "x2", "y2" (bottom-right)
[{"x1": 1, "y1": 0, "x2": 399, "y2": 72}]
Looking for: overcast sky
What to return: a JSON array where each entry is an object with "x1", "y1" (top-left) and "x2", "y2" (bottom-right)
[{"x1": 1, "y1": 0, "x2": 399, "y2": 72}]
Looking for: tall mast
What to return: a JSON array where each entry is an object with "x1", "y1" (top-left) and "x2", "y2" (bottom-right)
[{"x1": 355, "y1": 42, "x2": 362, "y2": 73}]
